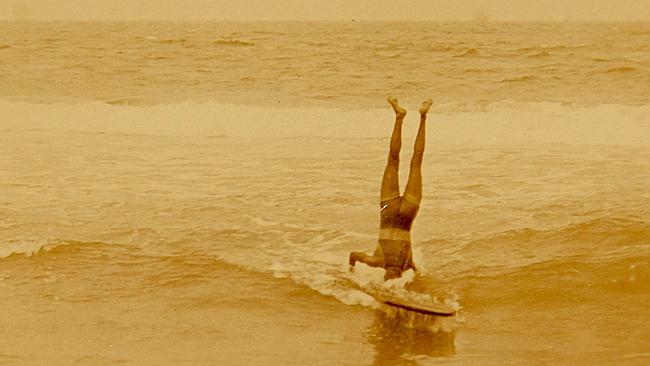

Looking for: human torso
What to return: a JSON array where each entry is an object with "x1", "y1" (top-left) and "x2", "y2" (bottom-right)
[{"x1": 378, "y1": 196, "x2": 419, "y2": 270}]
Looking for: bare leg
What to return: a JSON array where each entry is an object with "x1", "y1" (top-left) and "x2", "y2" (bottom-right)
[
  {"x1": 381, "y1": 97, "x2": 407, "y2": 202},
  {"x1": 350, "y1": 98, "x2": 406, "y2": 273},
  {"x1": 403, "y1": 99, "x2": 432, "y2": 205},
  {"x1": 349, "y1": 251, "x2": 384, "y2": 268}
]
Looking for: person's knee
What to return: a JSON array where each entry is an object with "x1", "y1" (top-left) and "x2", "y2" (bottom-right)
[{"x1": 388, "y1": 152, "x2": 400, "y2": 163}]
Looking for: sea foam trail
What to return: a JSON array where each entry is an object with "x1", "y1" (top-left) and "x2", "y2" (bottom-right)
[
  {"x1": 0, "y1": 238, "x2": 71, "y2": 258},
  {"x1": 1, "y1": 100, "x2": 649, "y2": 146}
]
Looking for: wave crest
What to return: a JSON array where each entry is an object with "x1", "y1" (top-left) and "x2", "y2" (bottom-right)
[
  {"x1": 605, "y1": 66, "x2": 638, "y2": 74},
  {"x1": 466, "y1": 217, "x2": 650, "y2": 260},
  {"x1": 500, "y1": 74, "x2": 538, "y2": 83},
  {"x1": 0, "y1": 238, "x2": 71, "y2": 258},
  {"x1": 1, "y1": 99, "x2": 649, "y2": 145},
  {"x1": 454, "y1": 48, "x2": 479, "y2": 58},
  {"x1": 211, "y1": 39, "x2": 255, "y2": 47},
  {"x1": 528, "y1": 51, "x2": 550, "y2": 58}
]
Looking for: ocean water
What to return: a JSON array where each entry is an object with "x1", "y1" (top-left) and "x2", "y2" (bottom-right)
[{"x1": 1, "y1": 21, "x2": 650, "y2": 365}]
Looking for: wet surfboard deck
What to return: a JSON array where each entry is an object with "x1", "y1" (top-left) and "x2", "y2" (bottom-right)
[{"x1": 362, "y1": 286, "x2": 456, "y2": 316}]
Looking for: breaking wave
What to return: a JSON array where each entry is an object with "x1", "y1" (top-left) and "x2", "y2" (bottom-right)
[{"x1": 211, "y1": 39, "x2": 255, "y2": 47}]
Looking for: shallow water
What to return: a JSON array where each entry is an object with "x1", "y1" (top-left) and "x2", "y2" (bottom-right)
[{"x1": 1, "y1": 21, "x2": 650, "y2": 365}]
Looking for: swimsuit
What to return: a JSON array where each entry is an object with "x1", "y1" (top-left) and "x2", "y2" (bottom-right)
[
  {"x1": 379, "y1": 196, "x2": 419, "y2": 231},
  {"x1": 378, "y1": 196, "x2": 419, "y2": 271}
]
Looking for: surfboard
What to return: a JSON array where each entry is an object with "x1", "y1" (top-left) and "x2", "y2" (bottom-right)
[{"x1": 362, "y1": 286, "x2": 456, "y2": 316}]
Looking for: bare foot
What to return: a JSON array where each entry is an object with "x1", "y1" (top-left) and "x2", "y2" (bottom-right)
[
  {"x1": 387, "y1": 97, "x2": 407, "y2": 118},
  {"x1": 419, "y1": 98, "x2": 433, "y2": 116}
]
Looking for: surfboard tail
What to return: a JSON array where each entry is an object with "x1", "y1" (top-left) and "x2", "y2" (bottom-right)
[{"x1": 379, "y1": 303, "x2": 458, "y2": 332}]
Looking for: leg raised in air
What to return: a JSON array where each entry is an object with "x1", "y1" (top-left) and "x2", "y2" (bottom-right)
[{"x1": 380, "y1": 97, "x2": 407, "y2": 202}]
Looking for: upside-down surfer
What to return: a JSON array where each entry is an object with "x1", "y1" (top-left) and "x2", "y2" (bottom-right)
[{"x1": 349, "y1": 97, "x2": 432, "y2": 280}]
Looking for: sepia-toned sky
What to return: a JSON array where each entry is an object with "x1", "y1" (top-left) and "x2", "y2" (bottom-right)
[{"x1": 2, "y1": 0, "x2": 649, "y2": 21}]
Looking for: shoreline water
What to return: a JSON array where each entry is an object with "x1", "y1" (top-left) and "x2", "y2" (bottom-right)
[
  {"x1": 0, "y1": 244, "x2": 378, "y2": 365},
  {"x1": 2, "y1": 112, "x2": 649, "y2": 364},
  {"x1": 2, "y1": 20, "x2": 649, "y2": 365}
]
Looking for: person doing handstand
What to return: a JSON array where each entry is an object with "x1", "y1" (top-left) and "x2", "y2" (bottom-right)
[{"x1": 349, "y1": 97, "x2": 432, "y2": 280}]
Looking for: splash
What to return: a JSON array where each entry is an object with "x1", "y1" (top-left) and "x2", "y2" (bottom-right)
[{"x1": 0, "y1": 238, "x2": 69, "y2": 258}]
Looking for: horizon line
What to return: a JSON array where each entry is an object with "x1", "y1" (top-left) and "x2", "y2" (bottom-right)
[{"x1": 1, "y1": 18, "x2": 650, "y2": 23}]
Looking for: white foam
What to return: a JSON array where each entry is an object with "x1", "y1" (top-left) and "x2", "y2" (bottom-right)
[
  {"x1": 0, "y1": 238, "x2": 67, "y2": 258},
  {"x1": 337, "y1": 289, "x2": 378, "y2": 308},
  {"x1": 1, "y1": 99, "x2": 648, "y2": 146}
]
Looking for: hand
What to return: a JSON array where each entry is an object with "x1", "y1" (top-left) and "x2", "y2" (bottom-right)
[{"x1": 348, "y1": 253, "x2": 357, "y2": 272}]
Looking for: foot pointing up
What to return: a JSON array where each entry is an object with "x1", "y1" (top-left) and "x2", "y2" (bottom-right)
[
  {"x1": 419, "y1": 98, "x2": 433, "y2": 116},
  {"x1": 387, "y1": 97, "x2": 407, "y2": 118}
]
